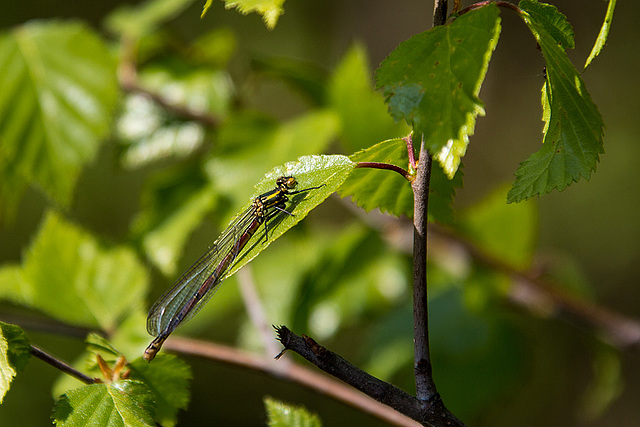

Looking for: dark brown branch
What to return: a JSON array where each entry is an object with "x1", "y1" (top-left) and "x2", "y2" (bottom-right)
[
  {"x1": 411, "y1": 139, "x2": 436, "y2": 402},
  {"x1": 163, "y1": 335, "x2": 420, "y2": 427},
  {"x1": 355, "y1": 162, "x2": 412, "y2": 180},
  {"x1": 30, "y1": 345, "x2": 96, "y2": 385},
  {"x1": 275, "y1": 326, "x2": 464, "y2": 426}
]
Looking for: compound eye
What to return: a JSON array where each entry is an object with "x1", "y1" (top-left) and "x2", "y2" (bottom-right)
[{"x1": 286, "y1": 177, "x2": 297, "y2": 189}]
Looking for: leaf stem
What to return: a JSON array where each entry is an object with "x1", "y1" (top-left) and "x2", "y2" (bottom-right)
[
  {"x1": 457, "y1": 1, "x2": 520, "y2": 17},
  {"x1": 30, "y1": 345, "x2": 96, "y2": 385},
  {"x1": 403, "y1": 134, "x2": 417, "y2": 170},
  {"x1": 355, "y1": 162, "x2": 412, "y2": 180}
]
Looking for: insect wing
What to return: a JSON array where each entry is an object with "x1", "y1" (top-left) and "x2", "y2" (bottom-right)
[{"x1": 146, "y1": 207, "x2": 258, "y2": 336}]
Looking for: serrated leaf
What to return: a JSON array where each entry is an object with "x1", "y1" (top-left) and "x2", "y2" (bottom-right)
[
  {"x1": 339, "y1": 138, "x2": 462, "y2": 221},
  {"x1": 1, "y1": 323, "x2": 31, "y2": 375},
  {"x1": 460, "y1": 184, "x2": 537, "y2": 269},
  {"x1": 584, "y1": 0, "x2": 616, "y2": 70},
  {"x1": 1, "y1": 211, "x2": 149, "y2": 331},
  {"x1": 329, "y1": 44, "x2": 409, "y2": 152},
  {"x1": 204, "y1": 0, "x2": 285, "y2": 29},
  {"x1": 0, "y1": 21, "x2": 118, "y2": 221},
  {"x1": 105, "y1": 0, "x2": 197, "y2": 38},
  {"x1": 264, "y1": 396, "x2": 322, "y2": 427},
  {"x1": 225, "y1": 154, "x2": 355, "y2": 278},
  {"x1": 0, "y1": 323, "x2": 31, "y2": 403},
  {"x1": 376, "y1": 5, "x2": 501, "y2": 177},
  {"x1": 508, "y1": 3, "x2": 605, "y2": 202},
  {"x1": 518, "y1": 0, "x2": 575, "y2": 49},
  {"x1": 128, "y1": 355, "x2": 192, "y2": 427},
  {"x1": 52, "y1": 381, "x2": 155, "y2": 427}
]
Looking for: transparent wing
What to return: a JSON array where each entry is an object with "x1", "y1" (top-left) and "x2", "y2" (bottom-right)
[{"x1": 146, "y1": 206, "x2": 259, "y2": 336}]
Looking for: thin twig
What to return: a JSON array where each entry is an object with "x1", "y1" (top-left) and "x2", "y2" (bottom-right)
[
  {"x1": 237, "y1": 266, "x2": 285, "y2": 360},
  {"x1": 30, "y1": 345, "x2": 96, "y2": 385},
  {"x1": 162, "y1": 335, "x2": 420, "y2": 427}
]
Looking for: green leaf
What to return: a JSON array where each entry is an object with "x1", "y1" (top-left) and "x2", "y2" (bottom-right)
[
  {"x1": 291, "y1": 225, "x2": 399, "y2": 336},
  {"x1": 376, "y1": 5, "x2": 501, "y2": 177},
  {"x1": 517, "y1": 0, "x2": 575, "y2": 49},
  {"x1": 105, "y1": 0, "x2": 197, "y2": 38},
  {"x1": 0, "y1": 21, "x2": 118, "y2": 221},
  {"x1": 191, "y1": 28, "x2": 238, "y2": 69},
  {"x1": 0, "y1": 211, "x2": 149, "y2": 331},
  {"x1": 117, "y1": 66, "x2": 233, "y2": 169},
  {"x1": 459, "y1": 184, "x2": 537, "y2": 269},
  {"x1": 328, "y1": 44, "x2": 409, "y2": 152},
  {"x1": 0, "y1": 323, "x2": 31, "y2": 403},
  {"x1": 128, "y1": 355, "x2": 192, "y2": 427},
  {"x1": 206, "y1": 110, "x2": 340, "y2": 198},
  {"x1": 1, "y1": 323, "x2": 31, "y2": 375},
  {"x1": 225, "y1": 154, "x2": 355, "y2": 278},
  {"x1": 52, "y1": 334, "x2": 138, "y2": 398},
  {"x1": 339, "y1": 137, "x2": 462, "y2": 221},
  {"x1": 204, "y1": 0, "x2": 286, "y2": 29},
  {"x1": 251, "y1": 56, "x2": 328, "y2": 106},
  {"x1": 52, "y1": 381, "x2": 156, "y2": 427},
  {"x1": 264, "y1": 396, "x2": 322, "y2": 427},
  {"x1": 132, "y1": 166, "x2": 217, "y2": 276},
  {"x1": 584, "y1": 0, "x2": 617, "y2": 70},
  {"x1": 508, "y1": 3, "x2": 605, "y2": 202}
]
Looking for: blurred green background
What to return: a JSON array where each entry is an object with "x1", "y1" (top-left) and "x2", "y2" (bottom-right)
[{"x1": 1, "y1": 0, "x2": 639, "y2": 426}]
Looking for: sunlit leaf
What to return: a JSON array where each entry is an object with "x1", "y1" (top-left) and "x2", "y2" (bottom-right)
[
  {"x1": 0, "y1": 21, "x2": 118, "y2": 221},
  {"x1": 329, "y1": 44, "x2": 408, "y2": 152},
  {"x1": 518, "y1": 0, "x2": 574, "y2": 49},
  {"x1": 203, "y1": 0, "x2": 286, "y2": 29},
  {"x1": 508, "y1": 2, "x2": 605, "y2": 202},
  {"x1": 225, "y1": 154, "x2": 355, "y2": 278},
  {"x1": 191, "y1": 28, "x2": 237, "y2": 68},
  {"x1": 0, "y1": 211, "x2": 148, "y2": 331},
  {"x1": 291, "y1": 225, "x2": 406, "y2": 337},
  {"x1": 105, "y1": 0, "x2": 197, "y2": 38},
  {"x1": 128, "y1": 355, "x2": 192, "y2": 427},
  {"x1": 584, "y1": 0, "x2": 616, "y2": 70},
  {"x1": 0, "y1": 322, "x2": 31, "y2": 403},
  {"x1": 132, "y1": 166, "x2": 217, "y2": 276},
  {"x1": 206, "y1": 109, "x2": 340, "y2": 199},
  {"x1": 376, "y1": 5, "x2": 501, "y2": 177},
  {"x1": 52, "y1": 381, "x2": 155, "y2": 427},
  {"x1": 117, "y1": 67, "x2": 233, "y2": 169},
  {"x1": 264, "y1": 396, "x2": 322, "y2": 427}
]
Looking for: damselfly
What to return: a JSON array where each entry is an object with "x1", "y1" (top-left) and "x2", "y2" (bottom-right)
[{"x1": 143, "y1": 176, "x2": 322, "y2": 361}]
